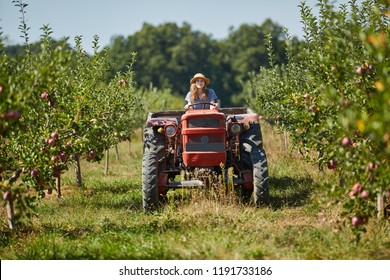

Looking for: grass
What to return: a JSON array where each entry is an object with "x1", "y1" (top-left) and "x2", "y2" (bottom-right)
[{"x1": 0, "y1": 124, "x2": 389, "y2": 260}]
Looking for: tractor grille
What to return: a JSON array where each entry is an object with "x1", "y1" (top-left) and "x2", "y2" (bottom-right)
[
  {"x1": 188, "y1": 135, "x2": 223, "y2": 143},
  {"x1": 186, "y1": 135, "x2": 225, "y2": 152}
]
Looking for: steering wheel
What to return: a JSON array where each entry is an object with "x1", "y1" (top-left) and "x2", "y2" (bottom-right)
[{"x1": 187, "y1": 102, "x2": 216, "y2": 110}]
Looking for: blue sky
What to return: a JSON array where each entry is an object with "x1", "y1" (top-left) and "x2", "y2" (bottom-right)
[{"x1": 1, "y1": 0, "x2": 358, "y2": 52}]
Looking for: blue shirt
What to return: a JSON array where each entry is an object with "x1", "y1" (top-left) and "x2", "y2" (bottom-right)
[{"x1": 185, "y1": 89, "x2": 218, "y2": 109}]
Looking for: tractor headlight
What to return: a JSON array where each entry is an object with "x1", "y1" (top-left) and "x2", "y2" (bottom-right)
[
  {"x1": 230, "y1": 123, "x2": 242, "y2": 135},
  {"x1": 165, "y1": 125, "x2": 177, "y2": 137}
]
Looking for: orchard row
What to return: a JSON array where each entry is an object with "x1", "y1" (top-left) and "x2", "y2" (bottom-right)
[
  {"x1": 251, "y1": 0, "x2": 390, "y2": 233},
  {"x1": 0, "y1": 3, "x2": 143, "y2": 229}
]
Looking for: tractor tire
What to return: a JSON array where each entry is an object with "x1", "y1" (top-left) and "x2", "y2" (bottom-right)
[
  {"x1": 142, "y1": 152, "x2": 159, "y2": 212},
  {"x1": 237, "y1": 150, "x2": 253, "y2": 203},
  {"x1": 142, "y1": 127, "x2": 166, "y2": 212},
  {"x1": 252, "y1": 148, "x2": 270, "y2": 207},
  {"x1": 241, "y1": 123, "x2": 270, "y2": 207}
]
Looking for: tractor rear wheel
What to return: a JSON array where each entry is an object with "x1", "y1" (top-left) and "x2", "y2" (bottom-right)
[
  {"x1": 142, "y1": 127, "x2": 166, "y2": 212},
  {"x1": 252, "y1": 148, "x2": 270, "y2": 207},
  {"x1": 241, "y1": 123, "x2": 270, "y2": 207}
]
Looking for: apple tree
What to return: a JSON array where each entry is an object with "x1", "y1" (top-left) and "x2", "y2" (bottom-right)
[
  {"x1": 251, "y1": 0, "x2": 390, "y2": 237},
  {"x1": 0, "y1": 0, "x2": 141, "y2": 229}
]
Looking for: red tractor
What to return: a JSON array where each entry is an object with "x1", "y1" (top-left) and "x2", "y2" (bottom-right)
[{"x1": 142, "y1": 103, "x2": 269, "y2": 211}]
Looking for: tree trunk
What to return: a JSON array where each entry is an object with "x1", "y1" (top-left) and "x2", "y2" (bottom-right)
[
  {"x1": 6, "y1": 199, "x2": 15, "y2": 230},
  {"x1": 129, "y1": 139, "x2": 132, "y2": 157},
  {"x1": 74, "y1": 154, "x2": 82, "y2": 187},
  {"x1": 5, "y1": 170, "x2": 21, "y2": 230},
  {"x1": 56, "y1": 174, "x2": 61, "y2": 198},
  {"x1": 115, "y1": 145, "x2": 119, "y2": 161},
  {"x1": 104, "y1": 149, "x2": 109, "y2": 175}
]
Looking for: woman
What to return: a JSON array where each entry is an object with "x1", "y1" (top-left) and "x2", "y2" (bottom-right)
[{"x1": 184, "y1": 73, "x2": 218, "y2": 109}]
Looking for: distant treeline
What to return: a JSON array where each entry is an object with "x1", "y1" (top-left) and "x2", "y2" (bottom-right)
[{"x1": 4, "y1": 19, "x2": 302, "y2": 106}]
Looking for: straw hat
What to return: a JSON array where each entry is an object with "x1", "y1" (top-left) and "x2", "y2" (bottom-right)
[{"x1": 190, "y1": 73, "x2": 210, "y2": 85}]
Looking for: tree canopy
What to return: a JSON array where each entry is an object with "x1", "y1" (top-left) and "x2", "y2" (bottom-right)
[
  {"x1": 4, "y1": 19, "x2": 297, "y2": 106},
  {"x1": 105, "y1": 19, "x2": 296, "y2": 106}
]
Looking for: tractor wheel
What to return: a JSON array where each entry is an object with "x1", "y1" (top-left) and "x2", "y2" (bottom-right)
[
  {"x1": 237, "y1": 151, "x2": 253, "y2": 203},
  {"x1": 142, "y1": 127, "x2": 166, "y2": 212},
  {"x1": 241, "y1": 123, "x2": 270, "y2": 207},
  {"x1": 142, "y1": 152, "x2": 159, "y2": 212},
  {"x1": 252, "y1": 148, "x2": 270, "y2": 207}
]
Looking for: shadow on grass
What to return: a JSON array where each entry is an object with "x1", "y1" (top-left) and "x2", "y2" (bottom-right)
[{"x1": 269, "y1": 176, "x2": 316, "y2": 210}]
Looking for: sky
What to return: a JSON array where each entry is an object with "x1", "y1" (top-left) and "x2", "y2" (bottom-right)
[{"x1": 0, "y1": 0, "x2": 359, "y2": 53}]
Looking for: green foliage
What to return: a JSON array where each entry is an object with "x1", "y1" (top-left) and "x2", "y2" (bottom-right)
[
  {"x1": 0, "y1": 1, "x2": 141, "y2": 226},
  {"x1": 251, "y1": 0, "x2": 390, "y2": 235},
  {"x1": 105, "y1": 20, "x2": 293, "y2": 106},
  {"x1": 4, "y1": 16, "x2": 297, "y2": 107}
]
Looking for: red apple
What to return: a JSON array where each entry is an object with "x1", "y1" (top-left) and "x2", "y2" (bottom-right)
[
  {"x1": 327, "y1": 159, "x2": 337, "y2": 170},
  {"x1": 51, "y1": 130, "x2": 59, "y2": 139},
  {"x1": 352, "y1": 183, "x2": 362, "y2": 195},
  {"x1": 3, "y1": 191, "x2": 12, "y2": 201},
  {"x1": 118, "y1": 79, "x2": 126, "y2": 86},
  {"x1": 51, "y1": 155, "x2": 59, "y2": 162},
  {"x1": 30, "y1": 169, "x2": 39, "y2": 178},
  {"x1": 0, "y1": 86, "x2": 3, "y2": 93},
  {"x1": 47, "y1": 188, "x2": 53, "y2": 195},
  {"x1": 4, "y1": 111, "x2": 21, "y2": 120},
  {"x1": 59, "y1": 151, "x2": 67, "y2": 163},
  {"x1": 41, "y1": 92, "x2": 49, "y2": 99},
  {"x1": 47, "y1": 138, "x2": 56, "y2": 146},
  {"x1": 366, "y1": 162, "x2": 375, "y2": 171},
  {"x1": 341, "y1": 137, "x2": 352, "y2": 146},
  {"x1": 351, "y1": 216, "x2": 361, "y2": 226},
  {"x1": 87, "y1": 150, "x2": 96, "y2": 161},
  {"x1": 360, "y1": 190, "x2": 369, "y2": 199}
]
